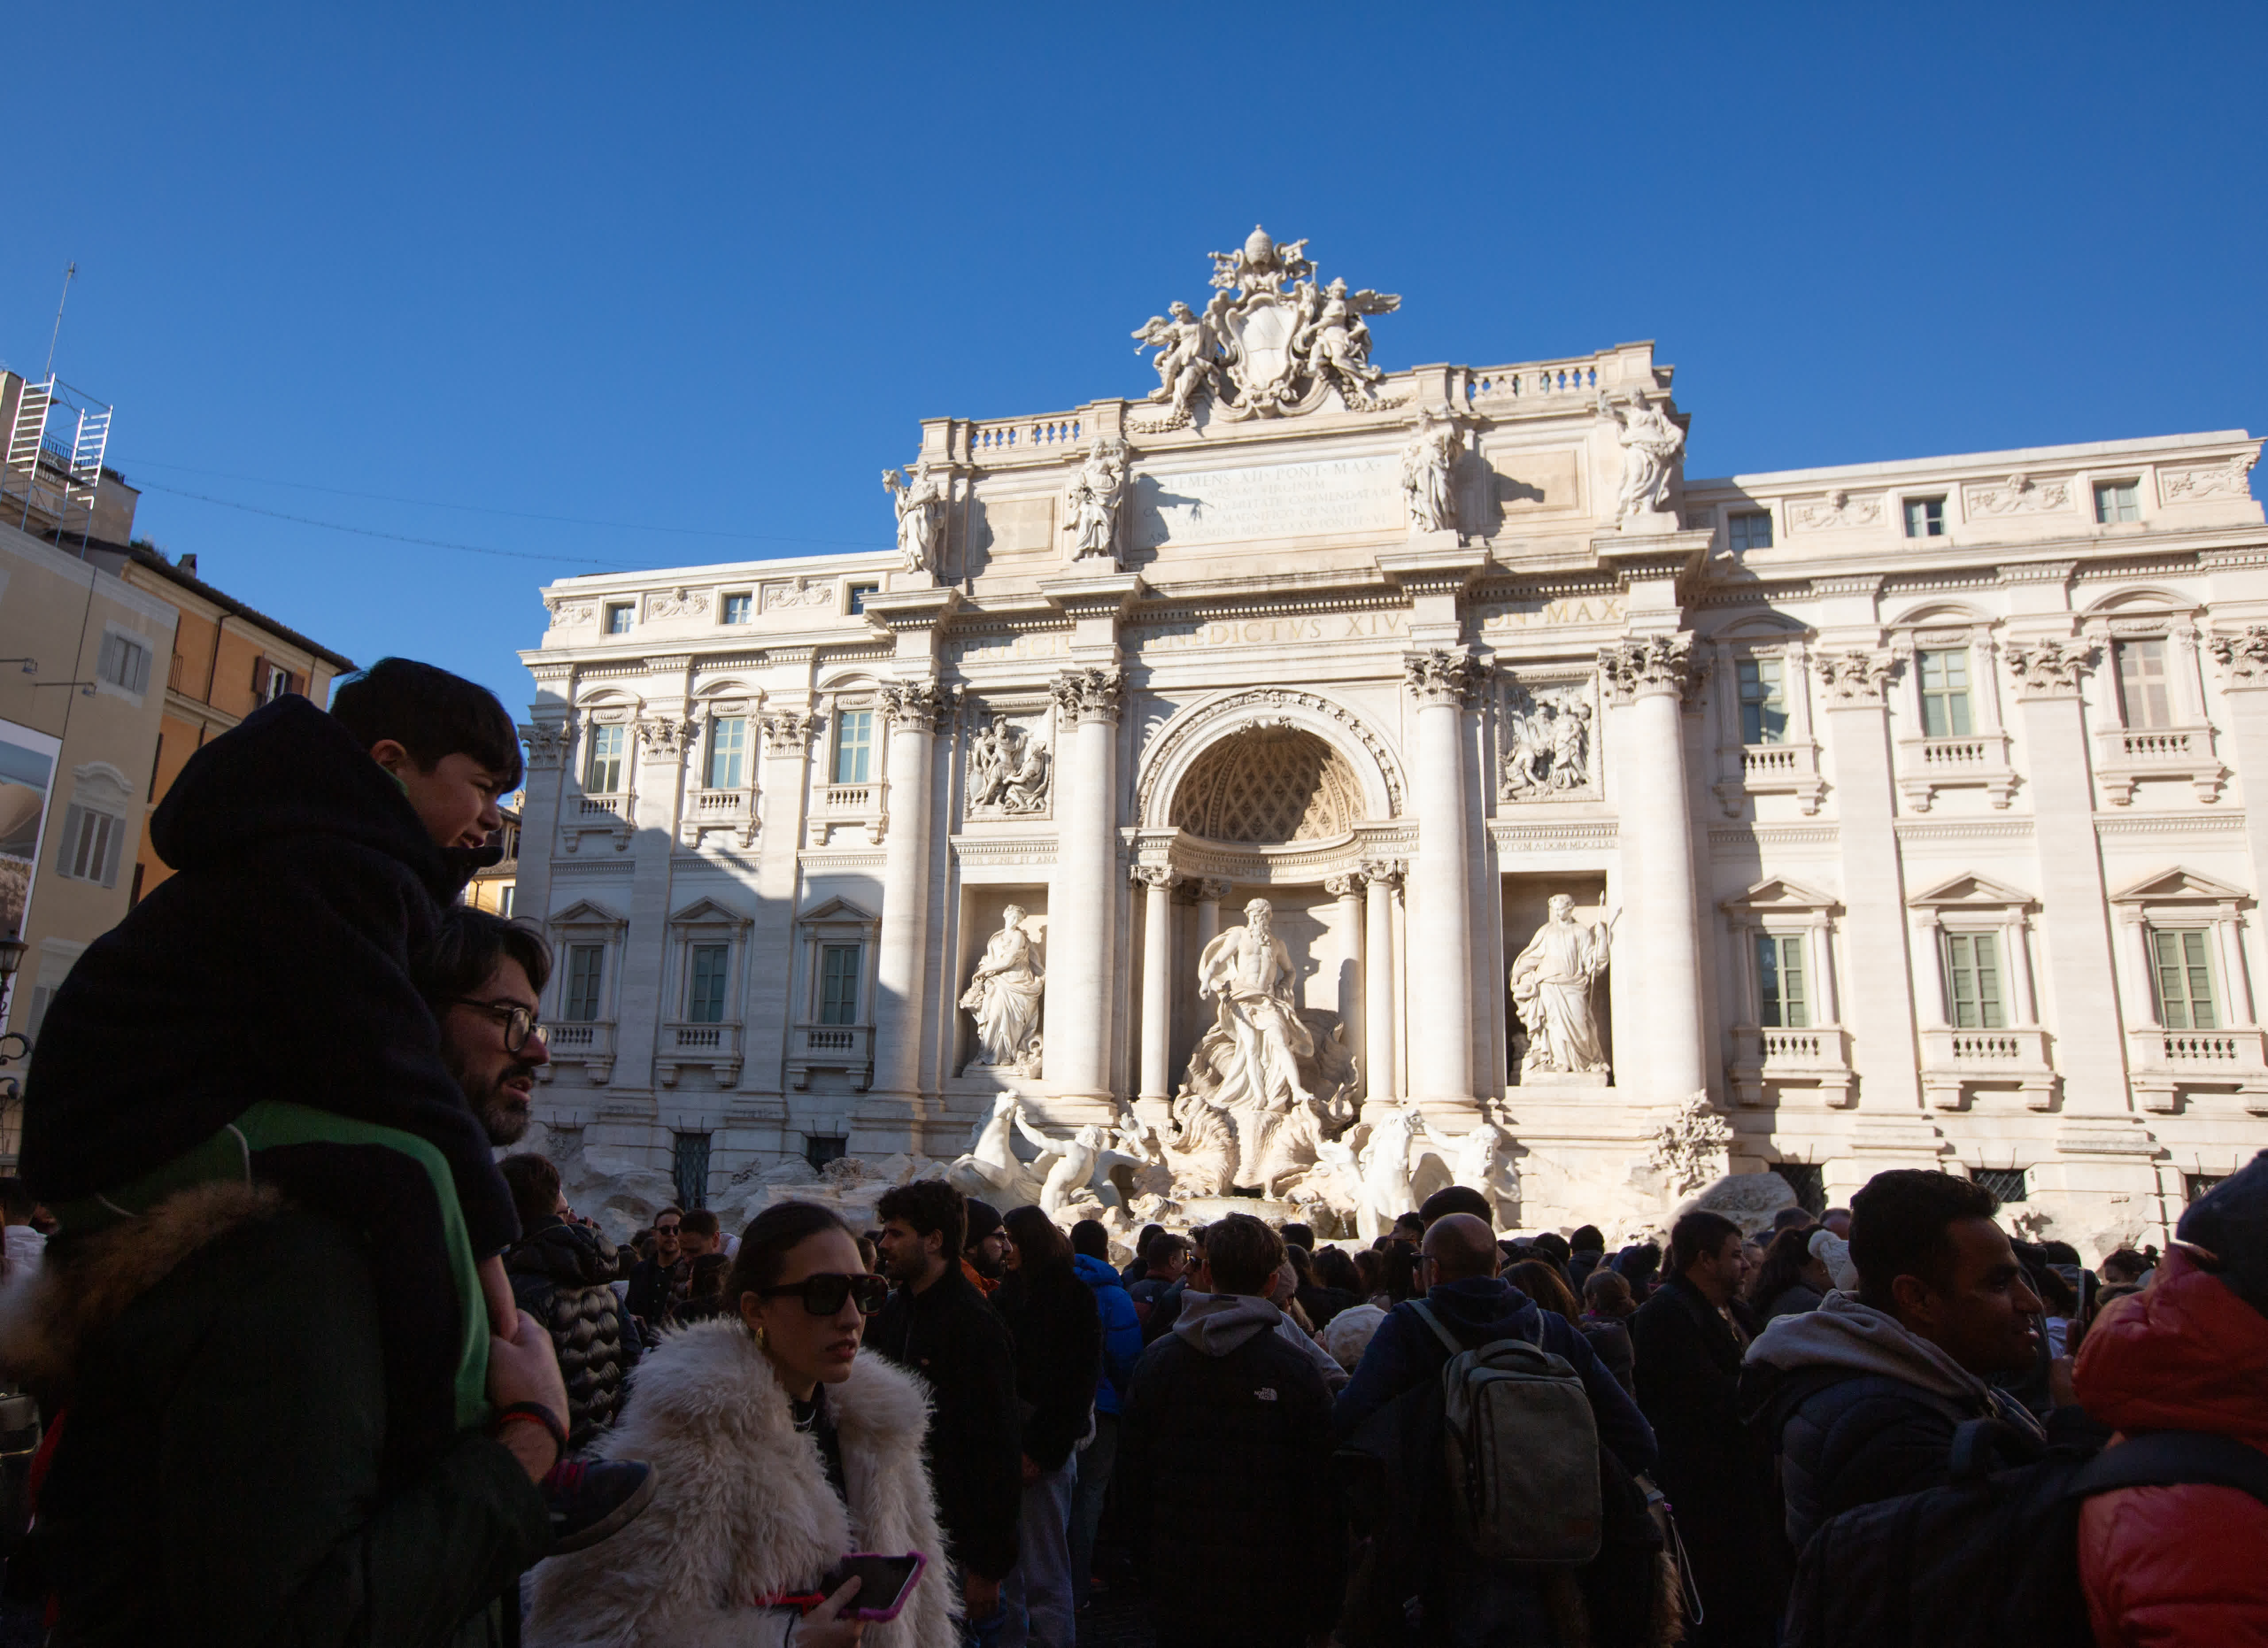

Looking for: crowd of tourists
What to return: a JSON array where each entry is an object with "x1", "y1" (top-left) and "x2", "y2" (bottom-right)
[{"x1": 0, "y1": 655, "x2": 2262, "y2": 1647}]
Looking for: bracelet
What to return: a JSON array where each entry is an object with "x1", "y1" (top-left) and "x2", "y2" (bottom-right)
[{"x1": 494, "y1": 1402, "x2": 568, "y2": 1458}]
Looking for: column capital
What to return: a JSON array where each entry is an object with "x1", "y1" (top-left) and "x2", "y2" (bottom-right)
[
  {"x1": 1597, "y1": 633, "x2": 1702, "y2": 704},
  {"x1": 1050, "y1": 665, "x2": 1125, "y2": 725},
  {"x1": 879, "y1": 680, "x2": 957, "y2": 732},
  {"x1": 520, "y1": 719, "x2": 575, "y2": 770},
  {"x1": 2209, "y1": 625, "x2": 2268, "y2": 690},
  {"x1": 2003, "y1": 638, "x2": 2097, "y2": 700},
  {"x1": 1358, "y1": 858, "x2": 1406, "y2": 890},
  {"x1": 1192, "y1": 876, "x2": 1232, "y2": 902},
  {"x1": 1324, "y1": 874, "x2": 1361, "y2": 898},
  {"x1": 1402, "y1": 648, "x2": 1483, "y2": 707},
  {"x1": 1815, "y1": 648, "x2": 1901, "y2": 707},
  {"x1": 635, "y1": 714, "x2": 693, "y2": 762},
  {"x1": 1129, "y1": 864, "x2": 1175, "y2": 890},
  {"x1": 760, "y1": 708, "x2": 822, "y2": 755}
]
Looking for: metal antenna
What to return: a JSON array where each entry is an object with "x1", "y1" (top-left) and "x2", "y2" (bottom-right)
[{"x1": 43, "y1": 262, "x2": 76, "y2": 379}]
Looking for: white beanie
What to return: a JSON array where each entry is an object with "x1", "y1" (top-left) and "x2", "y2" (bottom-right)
[{"x1": 1810, "y1": 1228, "x2": 1860, "y2": 1294}]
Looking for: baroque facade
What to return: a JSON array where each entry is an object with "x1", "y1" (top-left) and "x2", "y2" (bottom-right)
[{"x1": 517, "y1": 227, "x2": 2268, "y2": 1255}]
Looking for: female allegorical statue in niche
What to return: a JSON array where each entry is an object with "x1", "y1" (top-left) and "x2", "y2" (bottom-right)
[
  {"x1": 961, "y1": 905, "x2": 1045, "y2": 1068},
  {"x1": 1509, "y1": 893, "x2": 1613, "y2": 1076}
]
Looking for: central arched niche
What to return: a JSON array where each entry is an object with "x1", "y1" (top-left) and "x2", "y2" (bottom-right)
[{"x1": 1168, "y1": 726, "x2": 1365, "y2": 843}]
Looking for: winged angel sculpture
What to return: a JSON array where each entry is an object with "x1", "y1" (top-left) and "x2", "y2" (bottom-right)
[{"x1": 1130, "y1": 226, "x2": 1402, "y2": 427}]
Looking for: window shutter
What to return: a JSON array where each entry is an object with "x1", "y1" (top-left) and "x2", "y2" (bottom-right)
[
  {"x1": 132, "y1": 643, "x2": 151, "y2": 694},
  {"x1": 97, "y1": 814, "x2": 123, "y2": 888},
  {"x1": 97, "y1": 634, "x2": 118, "y2": 686},
  {"x1": 56, "y1": 805, "x2": 84, "y2": 876}
]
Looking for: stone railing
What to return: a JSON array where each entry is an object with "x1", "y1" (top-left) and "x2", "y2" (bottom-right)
[
  {"x1": 658, "y1": 1021, "x2": 743, "y2": 1088},
  {"x1": 1919, "y1": 1024, "x2": 2054, "y2": 1110},
  {"x1": 1464, "y1": 360, "x2": 1603, "y2": 404},
  {"x1": 788, "y1": 1022, "x2": 874, "y2": 1092},
  {"x1": 2125, "y1": 1023, "x2": 2268, "y2": 1113},
  {"x1": 966, "y1": 414, "x2": 1085, "y2": 464},
  {"x1": 539, "y1": 1019, "x2": 616, "y2": 1085},
  {"x1": 2091, "y1": 722, "x2": 2226, "y2": 805},
  {"x1": 1727, "y1": 1023, "x2": 1853, "y2": 1107}
]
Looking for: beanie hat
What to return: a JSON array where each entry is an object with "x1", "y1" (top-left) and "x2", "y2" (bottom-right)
[
  {"x1": 963, "y1": 1198, "x2": 1003, "y2": 1246},
  {"x1": 1809, "y1": 1228, "x2": 1860, "y2": 1294},
  {"x1": 2175, "y1": 1149, "x2": 2268, "y2": 1316}
]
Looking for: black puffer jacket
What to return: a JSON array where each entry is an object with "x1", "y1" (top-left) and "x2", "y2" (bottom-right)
[
  {"x1": 992, "y1": 1265, "x2": 1102, "y2": 1473},
  {"x1": 505, "y1": 1217, "x2": 637, "y2": 1447}
]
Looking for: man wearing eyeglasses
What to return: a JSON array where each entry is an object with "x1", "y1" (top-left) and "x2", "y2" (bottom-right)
[{"x1": 626, "y1": 1209, "x2": 686, "y2": 1345}]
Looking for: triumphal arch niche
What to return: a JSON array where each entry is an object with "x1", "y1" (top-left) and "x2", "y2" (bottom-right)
[{"x1": 520, "y1": 221, "x2": 2268, "y2": 1255}]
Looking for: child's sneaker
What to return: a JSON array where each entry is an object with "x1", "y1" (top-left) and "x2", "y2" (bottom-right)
[{"x1": 541, "y1": 1456, "x2": 657, "y2": 1552}]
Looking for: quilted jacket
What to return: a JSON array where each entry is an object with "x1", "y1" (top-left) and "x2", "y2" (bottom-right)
[
  {"x1": 506, "y1": 1217, "x2": 638, "y2": 1447},
  {"x1": 2073, "y1": 1247, "x2": 2268, "y2": 1648}
]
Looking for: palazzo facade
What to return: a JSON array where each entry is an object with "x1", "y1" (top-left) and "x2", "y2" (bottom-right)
[{"x1": 516, "y1": 230, "x2": 2268, "y2": 1255}]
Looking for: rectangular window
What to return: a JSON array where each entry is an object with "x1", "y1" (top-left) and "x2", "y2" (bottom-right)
[
  {"x1": 704, "y1": 716, "x2": 748, "y2": 790},
  {"x1": 1736, "y1": 656, "x2": 1789, "y2": 745},
  {"x1": 585, "y1": 724, "x2": 626, "y2": 793},
  {"x1": 604, "y1": 602, "x2": 634, "y2": 635},
  {"x1": 818, "y1": 943, "x2": 861, "y2": 1024},
  {"x1": 833, "y1": 709, "x2": 874, "y2": 784},
  {"x1": 2151, "y1": 928, "x2": 2218, "y2": 1030},
  {"x1": 55, "y1": 805, "x2": 124, "y2": 887},
  {"x1": 673, "y1": 1132, "x2": 711, "y2": 1211},
  {"x1": 721, "y1": 592, "x2": 753, "y2": 625},
  {"x1": 98, "y1": 632, "x2": 152, "y2": 694},
  {"x1": 1728, "y1": 511, "x2": 1773, "y2": 552},
  {"x1": 1917, "y1": 649, "x2": 1974, "y2": 738},
  {"x1": 1903, "y1": 497, "x2": 1946, "y2": 538},
  {"x1": 848, "y1": 583, "x2": 880, "y2": 615},
  {"x1": 2185, "y1": 1172, "x2": 2228, "y2": 1205},
  {"x1": 1972, "y1": 1167, "x2": 2029, "y2": 1204},
  {"x1": 1755, "y1": 932, "x2": 1809, "y2": 1028},
  {"x1": 1943, "y1": 932, "x2": 2005, "y2": 1029},
  {"x1": 2095, "y1": 481, "x2": 2140, "y2": 524},
  {"x1": 804, "y1": 1134, "x2": 849, "y2": 1171},
  {"x1": 2114, "y1": 638, "x2": 2172, "y2": 728},
  {"x1": 498, "y1": 884, "x2": 515, "y2": 918},
  {"x1": 686, "y1": 943, "x2": 730, "y2": 1023},
  {"x1": 563, "y1": 943, "x2": 605, "y2": 1021}
]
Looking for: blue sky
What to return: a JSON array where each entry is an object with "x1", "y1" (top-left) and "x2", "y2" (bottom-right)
[{"x1": 4, "y1": 4, "x2": 2263, "y2": 716}]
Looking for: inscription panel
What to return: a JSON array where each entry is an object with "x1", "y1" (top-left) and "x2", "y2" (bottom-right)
[{"x1": 1131, "y1": 455, "x2": 1400, "y2": 549}]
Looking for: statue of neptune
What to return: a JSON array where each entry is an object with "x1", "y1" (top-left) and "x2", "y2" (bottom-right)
[
  {"x1": 1190, "y1": 898, "x2": 1317, "y2": 1111},
  {"x1": 960, "y1": 905, "x2": 1044, "y2": 1068},
  {"x1": 1509, "y1": 895, "x2": 1613, "y2": 1076}
]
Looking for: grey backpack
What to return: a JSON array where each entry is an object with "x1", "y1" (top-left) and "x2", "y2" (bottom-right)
[{"x1": 1408, "y1": 1299, "x2": 1602, "y2": 1564}]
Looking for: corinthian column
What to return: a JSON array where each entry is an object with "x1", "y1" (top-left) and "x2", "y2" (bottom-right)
[
  {"x1": 1361, "y1": 860, "x2": 1403, "y2": 1103},
  {"x1": 1404, "y1": 650, "x2": 1482, "y2": 1120},
  {"x1": 1045, "y1": 667, "x2": 1123, "y2": 1116},
  {"x1": 870, "y1": 681, "x2": 950, "y2": 1104},
  {"x1": 1134, "y1": 866, "x2": 1175, "y2": 1119},
  {"x1": 1600, "y1": 635, "x2": 1706, "y2": 1098}
]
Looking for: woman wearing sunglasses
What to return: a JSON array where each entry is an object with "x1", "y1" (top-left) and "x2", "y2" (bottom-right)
[{"x1": 528, "y1": 1201, "x2": 950, "y2": 1648}]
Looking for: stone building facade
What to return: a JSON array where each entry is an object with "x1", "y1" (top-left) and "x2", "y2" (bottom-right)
[{"x1": 516, "y1": 229, "x2": 2268, "y2": 1254}]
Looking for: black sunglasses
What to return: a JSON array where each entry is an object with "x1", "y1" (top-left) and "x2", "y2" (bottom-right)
[{"x1": 757, "y1": 1271, "x2": 890, "y2": 1317}]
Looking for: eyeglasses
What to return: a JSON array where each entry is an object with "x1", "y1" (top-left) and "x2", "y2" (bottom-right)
[
  {"x1": 654, "y1": 1223, "x2": 682, "y2": 1236},
  {"x1": 451, "y1": 998, "x2": 546, "y2": 1055},
  {"x1": 756, "y1": 1272, "x2": 891, "y2": 1317}
]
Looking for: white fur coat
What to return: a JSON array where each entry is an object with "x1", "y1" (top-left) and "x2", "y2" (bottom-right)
[{"x1": 526, "y1": 1318, "x2": 954, "y2": 1648}]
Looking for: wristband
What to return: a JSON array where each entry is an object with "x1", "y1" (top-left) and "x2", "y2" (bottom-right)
[{"x1": 494, "y1": 1402, "x2": 568, "y2": 1458}]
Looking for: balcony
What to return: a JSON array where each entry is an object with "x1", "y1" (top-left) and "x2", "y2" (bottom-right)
[
  {"x1": 682, "y1": 786, "x2": 758, "y2": 848},
  {"x1": 1919, "y1": 1024, "x2": 2055, "y2": 1110},
  {"x1": 2125, "y1": 1024, "x2": 2268, "y2": 1113},
  {"x1": 561, "y1": 792, "x2": 633, "y2": 853},
  {"x1": 656, "y1": 1020, "x2": 744, "y2": 1088},
  {"x1": 541, "y1": 1019, "x2": 616, "y2": 1084},
  {"x1": 1727, "y1": 1023, "x2": 1854, "y2": 1107},
  {"x1": 1896, "y1": 730, "x2": 2018, "y2": 811},
  {"x1": 2092, "y1": 723, "x2": 2226, "y2": 805},
  {"x1": 806, "y1": 779, "x2": 886, "y2": 847},
  {"x1": 1713, "y1": 740, "x2": 1825, "y2": 817},
  {"x1": 787, "y1": 1022, "x2": 874, "y2": 1091}
]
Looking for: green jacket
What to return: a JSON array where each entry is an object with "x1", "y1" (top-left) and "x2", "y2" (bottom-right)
[{"x1": 11, "y1": 1182, "x2": 548, "y2": 1647}]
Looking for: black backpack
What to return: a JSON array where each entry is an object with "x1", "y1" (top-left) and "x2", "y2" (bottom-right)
[{"x1": 1784, "y1": 1420, "x2": 2268, "y2": 1648}]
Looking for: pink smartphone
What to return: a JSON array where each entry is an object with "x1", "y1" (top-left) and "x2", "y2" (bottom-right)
[{"x1": 819, "y1": 1552, "x2": 928, "y2": 1622}]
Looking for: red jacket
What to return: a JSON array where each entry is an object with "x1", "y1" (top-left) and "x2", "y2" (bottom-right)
[{"x1": 2072, "y1": 1248, "x2": 2268, "y2": 1648}]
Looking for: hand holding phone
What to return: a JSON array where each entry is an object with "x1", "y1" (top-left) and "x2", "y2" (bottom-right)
[
  {"x1": 817, "y1": 1553, "x2": 927, "y2": 1623},
  {"x1": 789, "y1": 1576, "x2": 864, "y2": 1648}
]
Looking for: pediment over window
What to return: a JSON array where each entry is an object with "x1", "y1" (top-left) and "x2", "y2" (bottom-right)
[
  {"x1": 669, "y1": 896, "x2": 751, "y2": 929},
  {"x1": 1721, "y1": 877, "x2": 1839, "y2": 916},
  {"x1": 798, "y1": 895, "x2": 877, "y2": 927},
  {"x1": 2108, "y1": 867, "x2": 2250, "y2": 907},
  {"x1": 1908, "y1": 873, "x2": 2035, "y2": 912},
  {"x1": 549, "y1": 897, "x2": 627, "y2": 931}
]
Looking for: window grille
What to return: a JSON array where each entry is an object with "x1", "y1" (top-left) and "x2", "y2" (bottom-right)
[{"x1": 1973, "y1": 1168, "x2": 2029, "y2": 1203}]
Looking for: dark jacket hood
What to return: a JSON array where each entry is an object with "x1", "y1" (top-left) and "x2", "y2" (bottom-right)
[
  {"x1": 151, "y1": 695, "x2": 474, "y2": 901},
  {"x1": 506, "y1": 1218, "x2": 620, "y2": 1289},
  {"x1": 1072, "y1": 1253, "x2": 1128, "y2": 1294},
  {"x1": 1419, "y1": 1275, "x2": 1544, "y2": 1345}
]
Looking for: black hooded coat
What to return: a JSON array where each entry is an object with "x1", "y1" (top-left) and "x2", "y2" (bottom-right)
[{"x1": 22, "y1": 695, "x2": 517, "y2": 1261}]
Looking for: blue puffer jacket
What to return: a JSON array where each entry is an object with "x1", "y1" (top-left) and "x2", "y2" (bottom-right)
[{"x1": 1074, "y1": 1252, "x2": 1145, "y2": 1415}]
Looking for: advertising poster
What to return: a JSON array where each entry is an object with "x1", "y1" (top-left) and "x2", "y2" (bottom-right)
[{"x1": 0, "y1": 716, "x2": 60, "y2": 977}]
